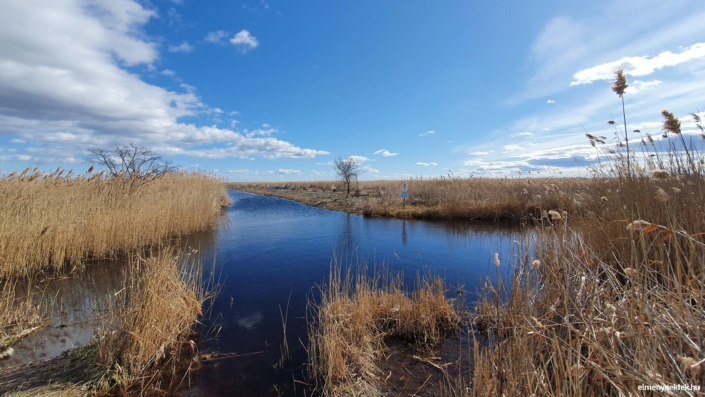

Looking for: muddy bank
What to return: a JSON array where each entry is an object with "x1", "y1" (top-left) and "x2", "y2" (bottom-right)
[{"x1": 226, "y1": 184, "x2": 376, "y2": 214}]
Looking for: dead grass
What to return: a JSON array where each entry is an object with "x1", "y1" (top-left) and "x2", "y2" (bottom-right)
[
  {"x1": 229, "y1": 177, "x2": 590, "y2": 221},
  {"x1": 467, "y1": 113, "x2": 705, "y2": 396},
  {"x1": 94, "y1": 248, "x2": 212, "y2": 395},
  {"x1": 307, "y1": 259, "x2": 460, "y2": 396},
  {"x1": 0, "y1": 277, "x2": 48, "y2": 355},
  {"x1": 0, "y1": 170, "x2": 230, "y2": 277}
]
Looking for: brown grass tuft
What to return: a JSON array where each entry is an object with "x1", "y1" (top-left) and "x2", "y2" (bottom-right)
[{"x1": 307, "y1": 261, "x2": 460, "y2": 396}]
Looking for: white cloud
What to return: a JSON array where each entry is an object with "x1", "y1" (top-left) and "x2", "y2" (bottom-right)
[
  {"x1": 204, "y1": 30, "x2": 229, "y2": 43},
  {"x1": 9, "y1": 138, "x2": 25, "y2": 143},
  {"x1": 361, "y1": 165, "x2": 379, "y2": 173},
  {"x1": 262, "y1": 123, "x2": 271, "y2": 128},
  {"x1": 570, "y1": 42, "x2": 705, "y2": 86},
  {"x1": 415, "y1": 162, "x2": 437, "y2": 166},
  {"x1": 244, "y1": 127, "x2": 277, "y2": 138},
  {"x1": 161, "y1": 69, "x2": 175, "y2": 76},
  {"x1": 419, "y1": 130, "x2": 436, "y2": 136},
  {"x1": 228, "y1": 169, "x2": 273, "y2": 176},
  {"x1": 512, "y1": 132, "x2": 533, "y2": 137},
  {"x1": 169, "y1": 41, "x2": 194, "y2": 53},
  {"x1": 0, "y1": 1, "x2": 327, "y2": 163},
  {"x1": 230, "y1": 30, "x2": 259, "y2": 51},
  {"x1": 510, "y1": 4, "x2": 705, "y2": 104},
  {"x1": 470, "y1": 151, "x2": 490, "y2": 156},
  {"x1": 503, "y1": 144, "x2": 525, "y2": 152},
  {"x1": 348, "y1": 155, "x2": 372, "y2": 163},
  {"x1": 277, "y1": 169, "x2": 300, "y2": 175},
  {"x1": 547, "y1": 100, "x2": 555, "y2": 104},
  {"x1": 373, "y1": 149, "x2": 397, "y2": 157},
  {"x1": 624, "y1": 79, "x2": 662, "y2": 94}
]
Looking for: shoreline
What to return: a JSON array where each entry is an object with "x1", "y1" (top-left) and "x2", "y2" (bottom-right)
[{"x1": 226, "y1": 184, "x2": 373, "y2": 214}]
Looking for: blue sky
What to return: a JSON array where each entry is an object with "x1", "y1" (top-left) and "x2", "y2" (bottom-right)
[{"x1": 1, "y1": 0, "x2": 704, "y2": 181}]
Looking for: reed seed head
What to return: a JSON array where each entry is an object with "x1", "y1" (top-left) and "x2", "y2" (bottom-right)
[
  {"x1": 655, "y1": 187, "x2": 669, "y2": 202},
  {"x1": 611, "y1": 68, "x2": 628, "y2": 97},
  {"x1": 661, "y1": 110, "x2": 681, "y2": 135},
  {"x1": 493, "y1": 253, "x2": 500, "y2": 267},
  {"x1": 627, "y1": 220, "x2": 652, "y2": 231},
  {"x1": 548, "y1": 210, "x2": 562, "y2": 220},
  {"x1": 649, "y1": 169, "x2": 670, "y2": 180}
]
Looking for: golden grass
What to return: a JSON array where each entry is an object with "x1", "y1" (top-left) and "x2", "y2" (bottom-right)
[
  {"x1": 229, "y1": 177, "x2": 590, "y2": 221},
  {"x1": 0, "y1": 170, "x2": 230, "y2": 277},
  {"x1": 94, "y1": 248, "x2": 211, "y2": 395},
  {"x1": 307, "y1": 260, "x2": 460, "y2": 396},
  {"x1": 467, "y1": 126, "x2": 705, "y2": 395}
]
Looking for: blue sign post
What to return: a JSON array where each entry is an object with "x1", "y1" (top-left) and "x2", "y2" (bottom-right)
[{"x1": 401, "y1": 183, "x2": 408, "y2": 206}]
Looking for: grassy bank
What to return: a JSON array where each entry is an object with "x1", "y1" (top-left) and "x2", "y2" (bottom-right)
[
  {"x1": 228, "y1": 177, "x2": 593, "y2": 221},
  {"x1": 307, "y1": 261, "x2": 460, "y2": 396},
  {"x1": 0, "y1": 170, "x2": 230, "y2": 277},
  {"x1": 0, "y1": 170, "x2": 227, "y2": 395}
]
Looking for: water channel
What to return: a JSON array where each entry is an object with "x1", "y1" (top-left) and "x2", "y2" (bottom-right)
[{"x1": 1, "y1": 190, "x2": 524, "y2": 396}]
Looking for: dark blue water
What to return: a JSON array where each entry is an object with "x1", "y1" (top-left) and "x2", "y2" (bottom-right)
[{"x1": 185, "y1": 190, "x2": 521, "y2": 396}]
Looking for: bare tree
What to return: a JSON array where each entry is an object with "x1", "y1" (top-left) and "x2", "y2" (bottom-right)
[
  {"x1": 334, "y1": 157, "x2": 360, "y2": 195},
  {"x1": 85, "y1": 144, "x2": 177, "y2": 187}
]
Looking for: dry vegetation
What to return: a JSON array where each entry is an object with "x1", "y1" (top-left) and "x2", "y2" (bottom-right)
[
  {"x1": 94, "y1": 249, "x2": 212, "y2": 395},
  {"x1": 0, "y1": 170, "x2": 228, "y2": 395},
  {"x1": 307, "y1": 260, "x2": 460, "y2": 396},
  {"x1": 0, "y1": 170, "x2": 230, "y2": 277},
  {"x1": 468, "y1": 113, "x2": 705, "y2": 395},
  {"x1": 305, "y1": 97, "x2": 705, "y2": 394},
  {"x1": 230, "y1": 177, "x2": 592, "y2": 221}
]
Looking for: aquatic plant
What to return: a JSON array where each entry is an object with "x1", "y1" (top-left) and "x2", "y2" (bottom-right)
[{"x1": 0, "y1": 171, "x2": 230, "y2": 277}]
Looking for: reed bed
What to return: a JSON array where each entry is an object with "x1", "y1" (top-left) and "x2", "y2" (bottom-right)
[
  {"x1": 94, "y1": 248, "x2": 211, "y2": 395},
  {"x1": 229, "y1": 177, "x2": 592, "y2": 221},
  {"x1": 468, "y1": 111, "x2": 705, "y2": 396},
  {"x1": 307, "y1": 260, "x2": 460, "y2": 396},
  {"x1": 0, "y1": 170, "x2": 230, "y2": 277}
]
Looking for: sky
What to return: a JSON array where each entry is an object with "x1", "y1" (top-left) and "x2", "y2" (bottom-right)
[{"x1": 1, "y1": 0, "x2": 704, "y2": 181}]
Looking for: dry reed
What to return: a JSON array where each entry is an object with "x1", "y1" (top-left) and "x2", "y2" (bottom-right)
[
  {"x1": 468, "y1": 107, "x2": 705, "y2": 396},
  {"x1": 94, "y1": 248, "x2": 211, "y2": 395},
  {"x1": 0, "y1": 171, "x2": 230, "y2": 277},
  {"x1": 307, "y1": 259, "x2": 460, "y2": 396},
  {"x1": 229, "y1": 177, "x2": 588, "y2": 221}
]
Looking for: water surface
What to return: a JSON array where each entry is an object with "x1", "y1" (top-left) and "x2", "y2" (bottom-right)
[{"x1": 186, "y1": 190, "x2": 521, "y2": 396}]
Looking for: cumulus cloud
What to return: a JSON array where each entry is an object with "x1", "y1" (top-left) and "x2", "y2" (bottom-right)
[
  {"x1": 277, "y1": 169, "x2": 300, "y2": 175},
  {"x1": 373, "y1": 149, "x2": 397, "y2": 157},
  {"x1": 361, "y1": 165, "x2": 379, "y2": 173},
  {"x1": 348, "y1": 155, "x2": 372, "y2": 163},
  {"x1": 168, "y1": 41, "x2": 194, "y2": 53},
  {"x1": 0, "y1": 0, "x2": 327, "y2": 163},
  {"x1": 624, "y1": 79, "x2": 662, "y2": 94},
  {"x1": 570, "y1": 42, "x2": 705, "y2": 86},
  {"x1": 415, "y1": 162, "x2": 437, "y2": 166},
  {"x1": 204, "y1": 30, "x2": 229, "y2": 43},
  {"x1": 547, "y1": 100, "x2": 555, "y2": 104},
  {"x1": 419, "y1": 130, "x2": 436, "y2": 136},
  {"x1": 470, "y1": 151, "x2": 490, "y2": 156},
  {"x1": 230, "y1": 30, "x2": 259, "y2": 51},
  {"x1": 161, "y1": 69, "x2": 175, "y2": 76},
  {"x1": 228, "y1": 169, "x2": 272, "y2": 176}
]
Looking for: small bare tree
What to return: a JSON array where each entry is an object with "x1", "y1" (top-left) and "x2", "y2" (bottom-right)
[
  {"x1": 334, "y1": 157, "x2": 360, "y2": 195},
  {"x1": 85, "y1": 144, "x2": 176, "y2": 187}
]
